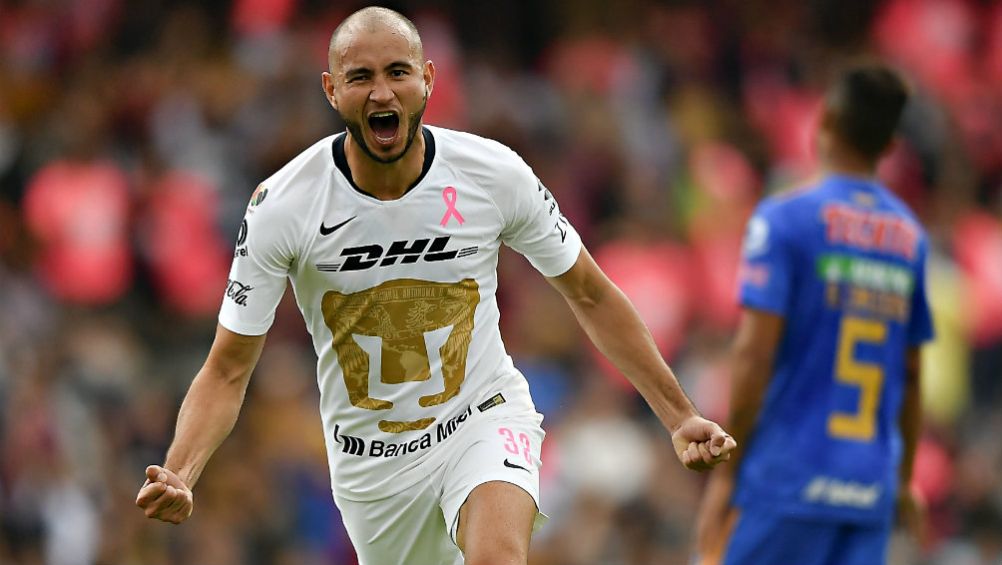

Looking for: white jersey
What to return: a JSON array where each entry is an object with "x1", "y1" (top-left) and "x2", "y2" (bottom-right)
[{"x1": 219, "y1": 126, "x2": 582, "y2": 501}]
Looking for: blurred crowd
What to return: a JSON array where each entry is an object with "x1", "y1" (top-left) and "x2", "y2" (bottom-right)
[{"x1": 1, "y1": 0, "x2": 1001, "y2": 564}]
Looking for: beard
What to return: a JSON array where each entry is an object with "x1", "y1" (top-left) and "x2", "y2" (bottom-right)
[{"x1": 344, "y1": 93, "x2": 427, "y2": 165}]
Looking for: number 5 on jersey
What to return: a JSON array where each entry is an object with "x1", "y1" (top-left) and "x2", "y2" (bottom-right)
[{"x1": 828, "y1": 316, "x2": 887, "y2": 442}]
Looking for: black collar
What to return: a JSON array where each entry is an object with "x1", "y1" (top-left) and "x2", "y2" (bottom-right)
[{"x1": 331, "y1": 126, "x2": 436, "y2": 199}]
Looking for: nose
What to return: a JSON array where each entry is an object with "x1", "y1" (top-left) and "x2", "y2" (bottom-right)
[{"x1": 369, "y1": 76, "x2": 394, "y2": 105}]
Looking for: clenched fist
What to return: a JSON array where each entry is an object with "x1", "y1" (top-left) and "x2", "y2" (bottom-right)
[
  {"x1": 671, "y1": 416, "x2": 737, "y2": 471},
  {"x1": 135, "y1": 465, "x2": 193, "y2": 524}
]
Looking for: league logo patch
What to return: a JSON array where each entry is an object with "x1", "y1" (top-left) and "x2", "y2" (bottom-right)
[
  {"x1": 742, "y1": 216, "x2": 769, "y2": 257},
  {"x1": 249, "y1": 184, "x2": 269, "y2": 208}
]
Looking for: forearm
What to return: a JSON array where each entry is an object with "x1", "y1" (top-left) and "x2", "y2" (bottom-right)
[
  {"x1": 164, "y1": 364, "x2": 252, "y2": 488},
  {"x1": 898, "y1": 349, "x2": 922, "y2": 485},
  {"x1": 564, "y1": 282, "x2": 698, "y2": 432}
]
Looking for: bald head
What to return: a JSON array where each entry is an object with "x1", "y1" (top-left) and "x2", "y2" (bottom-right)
[{"x1": 328, "y1": 7, "x2": 423, "y2": 72}]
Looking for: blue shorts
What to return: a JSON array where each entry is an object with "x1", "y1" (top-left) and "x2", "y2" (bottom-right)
[{"x1": 723, "y1": 508, "x2": 891, "y2": 565}]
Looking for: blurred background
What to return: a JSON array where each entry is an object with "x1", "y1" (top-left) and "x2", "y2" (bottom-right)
[{"x1": 0, "y1": 0, "x2": 1000, "y2": 563}]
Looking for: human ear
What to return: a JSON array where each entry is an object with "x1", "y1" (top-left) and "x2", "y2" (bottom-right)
[
  {"x1": 322, "y1": 72, "x2": 338, "y2": 111},
  {"x1": 423, "y1": 60, "x2": 436, "y2": 98}
]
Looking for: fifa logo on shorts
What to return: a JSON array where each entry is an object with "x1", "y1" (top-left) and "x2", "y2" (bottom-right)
[{"x1": 316, "y1": 236, "x2": 479, "y2": 273}]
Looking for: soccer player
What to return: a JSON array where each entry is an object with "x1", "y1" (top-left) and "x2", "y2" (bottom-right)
[
  {"x1": 695, "y1": 64, "x2": 933, "y2": 565},
  {"x1": 135, "y1": 7, "x2": 736, "y2": 564}
]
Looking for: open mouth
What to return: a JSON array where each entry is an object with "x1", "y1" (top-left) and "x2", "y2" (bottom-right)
[{"x1": 368, "y1": 111, "x2": 400, "y2": 144}]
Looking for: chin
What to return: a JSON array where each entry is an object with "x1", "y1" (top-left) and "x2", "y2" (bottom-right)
[{"x1": 370, "y1": 144, "x2": 407, "y2": 163}]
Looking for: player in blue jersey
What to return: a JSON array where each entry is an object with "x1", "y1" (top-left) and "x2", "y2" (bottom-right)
[{"x1": 694, "y1": 64, "x2": 934, "y2": 565}]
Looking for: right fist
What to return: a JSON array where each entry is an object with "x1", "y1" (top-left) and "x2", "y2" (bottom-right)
[{"x1": 135, "y1": 465, "x2": 193, "y2": 524}]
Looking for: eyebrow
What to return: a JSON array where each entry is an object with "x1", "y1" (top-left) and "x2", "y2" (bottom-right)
[{"x1": 344, "y1": 60, "x2": 414, "y2": 77}]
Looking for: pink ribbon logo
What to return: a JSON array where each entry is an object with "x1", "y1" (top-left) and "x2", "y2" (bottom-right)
[{"x1": 440, "y1": 186, "x2": 465, "y2": 227}]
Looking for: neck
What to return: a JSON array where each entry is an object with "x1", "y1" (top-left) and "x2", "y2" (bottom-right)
[
  {"x1": 822, "y1": 145, "x2": 877, "y2": 180},
  {"x1": 345, "y1": 129, "x2": 426, "y2": 200}
]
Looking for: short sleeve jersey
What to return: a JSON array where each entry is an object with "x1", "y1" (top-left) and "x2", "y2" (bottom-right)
[
  {"x1": 734, "y1": 174, "x2": 934, "y2": 524},
  {"x1": 219, "y1": 126, "x2": 582, "y2": 500}
]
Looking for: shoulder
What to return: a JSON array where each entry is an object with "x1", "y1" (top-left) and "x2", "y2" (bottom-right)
[
  {"x1": 429, "y1": 126, "x2": 532, "y2": 180},
  {"x1": 260, "y1": 135, "x2": 337, "y2": 202},
  {"x1": 241, "y1": 136, "x2": 336, "y2": 249},
  {"x1": 760, "y1": 180, "x2": 824, "y2": 214},
  {"x1": 751, "y1": 181, "x2": 824, "y2": 233},
  {"x1": 743, "y1": 182, "x2": 830, "y2": 259},
  {"x1": 247, "y1": 135, "x2": 336, "y2": 221}
]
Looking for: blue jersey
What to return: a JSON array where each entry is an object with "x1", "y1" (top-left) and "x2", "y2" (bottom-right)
[{"x1": 733, "y1": 174, "x2": 934, "y2": 525}]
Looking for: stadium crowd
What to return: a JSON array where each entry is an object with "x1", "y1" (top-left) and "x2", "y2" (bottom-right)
[{"x1": 0, "y1": 0, "x2": 1000, "y2": 563}]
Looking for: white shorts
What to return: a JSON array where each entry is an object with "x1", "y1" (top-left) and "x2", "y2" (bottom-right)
[{"x1": 334, "y1": 402, "x2": 547, "y2": 565}]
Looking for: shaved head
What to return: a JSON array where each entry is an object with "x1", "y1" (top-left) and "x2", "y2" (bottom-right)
[
  {"x1": 321, "y1": 6, "x2": 434, "y2": 167},
  {"x1": 328, "y1": 7, "x2": 423, "y2": 72}
]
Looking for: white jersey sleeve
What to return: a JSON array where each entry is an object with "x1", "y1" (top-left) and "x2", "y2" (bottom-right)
[
  {"x1": 218, "y1": 184, "x2": 298, "y2": 336},
  {"x1": 493, "y1": 151, "x2": 582, "y2": 277}
]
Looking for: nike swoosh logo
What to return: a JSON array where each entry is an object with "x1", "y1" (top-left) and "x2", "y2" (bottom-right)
[
  {"x1": 503, "y1": 459, "x2": 529, "y2": 472},
  {"x1": 319, "y1": 216, "x2": 356, "y2": 236}
]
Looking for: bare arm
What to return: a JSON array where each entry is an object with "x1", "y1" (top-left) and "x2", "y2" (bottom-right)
[
  {"x1": 896, "y1": 346, "x2": 925, "y2": 539},
  {"x1": 547, "y1": 248, "x2": 735, "y2": 469},
  {"x1": 136, "y1": 324, "x2": 266, "y2": 523},
  {"x1": 165, "y1": 324, "x2": 267, "y2": 485},
  {"x1": 899, "y1": 347, "x2": 922, "y2": 489}
]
